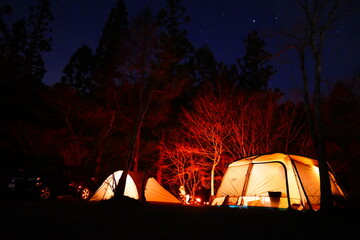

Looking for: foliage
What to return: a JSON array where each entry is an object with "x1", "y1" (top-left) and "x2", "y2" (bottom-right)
[
  {"x1": 0, "y1": 0, "x2": 53, "y2": 86},
  {"x1": 61, "y1": 45, "x2": 95, "y2": 94}
]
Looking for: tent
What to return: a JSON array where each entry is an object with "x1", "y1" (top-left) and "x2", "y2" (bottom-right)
[
  {"x1": 90, "y1": 170, "x2": 181, "y2": 204},
  {"x1": 211, "y1": 153, "x2": 346, "y2": 211}
]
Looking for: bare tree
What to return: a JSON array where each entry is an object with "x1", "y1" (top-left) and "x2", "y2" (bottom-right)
[
  {"x1": 180, "y1": 92, "x2": 233, "y2": 196},
  {"x1": 162, "y1": 133, "x2": 208, "y2": 201},
  {"x1": 293, "y1": 0, "x2": 350, "y2": 210},
  {"x1": 167, "y1": 88, "x2": 312, "y2": 199}
]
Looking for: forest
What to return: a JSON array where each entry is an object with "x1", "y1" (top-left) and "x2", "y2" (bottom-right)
[{"x1": 0, "y1": 0, "x2": 359, "y2": 205}]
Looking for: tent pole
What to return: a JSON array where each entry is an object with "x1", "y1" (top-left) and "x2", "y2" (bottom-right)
[{"x1": 239, "y1": 162, "x2": 253, "y2": 207}]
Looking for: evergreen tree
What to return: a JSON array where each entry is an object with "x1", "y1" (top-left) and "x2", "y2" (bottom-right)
[
  {"x1": 0, "y1": 14, "x2": 27, "y2": 85},
  {"x1": 24, "y1": 0, "x2": 53, "y2": 85},
  {"x1": 0, "y1": 0, "x2": 53, "y2": 86},
  {"x1": 61, "y1": 45, "x2": 95, "y2": 94},
  {"x1": 95, "y1": 0, "x2": 128, "y2": 87},
  {"x1": 238, "y1": 31, "x2": 276, "y2": 91},
  {"x1": 156, "y1": 0, "x2": 193, "y2": 69},
  {"x1": 189, "y1": 45, "x2": 218, "y2": 84}
]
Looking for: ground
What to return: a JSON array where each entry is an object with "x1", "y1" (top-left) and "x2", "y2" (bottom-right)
[{"x1": 2, "y1": 198, "x2": 358, "y2": 239}]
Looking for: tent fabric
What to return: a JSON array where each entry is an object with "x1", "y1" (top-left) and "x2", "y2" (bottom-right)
[
  {"x1": 144, "y1": 177, "x2": 181, "y2": 203},
  {"x1": 211, "y1": 153, "x2": 346, "y2": 211},
  {"x1": 90, "y1": 170, "x2": 181, "y2": 204},
  {"x1": 90, "y1": 170, "x2": 139, "y2": 201}
]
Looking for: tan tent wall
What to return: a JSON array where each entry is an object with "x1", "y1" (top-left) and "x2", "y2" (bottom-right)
[
  {"x1": 212, "y1": 153, "x2": 347, "y2": 211},
  {"x1": 145, "y1": 178, "x2": 181, "y2": 204}
]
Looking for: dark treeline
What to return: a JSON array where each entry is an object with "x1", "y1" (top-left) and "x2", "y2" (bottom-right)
[{"x1": 0, "y1": 0, "x2": 359, "y2": 203}]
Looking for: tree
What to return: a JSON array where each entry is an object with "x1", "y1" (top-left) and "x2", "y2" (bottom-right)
[
  {"x1": 165, "y1": 85, "x2": 312, "y2": 199},
  {"x1": 94, "y1": 0, "x2": 128, "y2": 88},
  {"x1": 227, "y1": 91, "x2": 312, "y2": 159},
  {"x1": 179, "y1": 86, "x2": 233, "y2": 197},
  {"x1": 156, "y1": 0, "x2": 193, "y2": 67},
  {"x1": 0, "y1": 0, "x2": 53, "y2": 86},
  {"x1": 162, "y1": 132, "x2": 209, "y2": 201},
  {"x1": 61, "y1": 45, "x2": 95, "y2": 94},
  {"x1": 0, "y1": 5, "x2": 26, "y2": 86},
  {"x1": 324, "y1": 75, "x2": 360, "y2": 205},
  {"x1": 46, "y1": 84, "x2": 120, "y2": 176},
  {"x1": 294, "y1": 0, "x2": 349, "y2": 210},
  {"x1": 238, "y1": 31, "x2": 276, "y2": 91},
  {"x1": 23, "y1": 0, "x2": 53, "y2": 85},
  {"x1": 188, "y1": 45, "x2": 228, "y2": 87}
]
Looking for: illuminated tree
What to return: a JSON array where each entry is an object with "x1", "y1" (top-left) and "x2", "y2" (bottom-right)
[
  {"x1": 162, "y1": 132, "x2": 209, "y2": 201},
  {"x1": 227, "y1": 91, "x2": 312, "y2": 159},
  {"x1": 166, "y1": 84, "x2": 312, "y2": 198},
  {"x1": 179, "y1": 86, "x2": 233, "y2": 196}
]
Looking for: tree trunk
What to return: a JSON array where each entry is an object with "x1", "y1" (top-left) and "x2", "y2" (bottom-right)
[
  {"x1": 210, "y1": 164, "x2": 216, "y2": 196},
  {"x1": 132, "y1": 128, "x2": 140, "y2": 172},
  {"x1": 314, "y1": 57, "x2": 333, "y2": 210},
  {"x1": 156, "y1": 130, "x2": 166, "y2": 184}
]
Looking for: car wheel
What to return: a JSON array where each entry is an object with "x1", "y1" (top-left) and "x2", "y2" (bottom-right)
[
  {"x1": 79, "y1": 187, "x2": 91, "y2": 200},
  {"x1": 39, "y1": 185, "x2": 51, "y2": 200}
]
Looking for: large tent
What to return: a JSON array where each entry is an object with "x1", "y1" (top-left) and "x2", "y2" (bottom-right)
[
  {"x1": 211, "y1": 153, "x2": 346, "y2": 211},
  {"x1": 90, "y1": 170, "x2": 181, "y2": 204}
]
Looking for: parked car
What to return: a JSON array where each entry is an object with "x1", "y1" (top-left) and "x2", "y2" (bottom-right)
[{"x1": 1, "y1": 168, "x2": 97, "y2": 200}]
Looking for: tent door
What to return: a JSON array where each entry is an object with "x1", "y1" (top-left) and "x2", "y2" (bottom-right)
[{"x1": 245, "y1": 161, "x2": 291, "y2": 209}]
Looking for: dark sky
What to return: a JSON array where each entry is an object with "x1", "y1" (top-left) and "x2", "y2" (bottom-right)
[{"x1": 3, "y1": 0, "x2": 360, "y2": 100}]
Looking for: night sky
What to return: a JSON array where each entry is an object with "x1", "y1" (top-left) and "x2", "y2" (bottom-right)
[{"x1": 3, "y1": 0, "x2": 360, "y2": 100}]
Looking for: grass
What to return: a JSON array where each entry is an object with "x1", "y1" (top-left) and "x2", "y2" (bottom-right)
[{"x1": 2, "y1": 197, "x2": 358, "y2": 239}]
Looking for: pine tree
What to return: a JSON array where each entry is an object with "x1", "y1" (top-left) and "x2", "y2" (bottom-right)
[
  {"x1": 94, "y1": 0, "x2": 128, "y2": 87},
  {"x1": 61, "y1": 45, "x2": 95, "y2": 94},
  {"x1": 23, "y1": 0, "x2": 53, "y2": 85},
  {"x1": 156, "y1": 0, "x2": 193, "y2": 69},
  {"x1": 189, "y1": 46, "x2": 218, "y2": 84},
  {"x1": 238, "y1": 31, "x2": 276, "y2": 91},
  {"x1": 0, "y1": 8, "x2": 27, "y2": 86}
]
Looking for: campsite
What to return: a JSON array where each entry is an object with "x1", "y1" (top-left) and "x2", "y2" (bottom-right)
[
  {"x1": 2, "y1": 198, "x2": 358, "y2": 239},
  {"x1": 3, "y1": 154, "x2": 357, "y2": 239},
  {"x1": 1, "y1": 1, "x2": 359, "y2": 238}
]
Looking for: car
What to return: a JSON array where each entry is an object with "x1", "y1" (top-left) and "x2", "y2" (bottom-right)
[{"x1": 1, "y1": 168, "x2": 97, "y2": 201}]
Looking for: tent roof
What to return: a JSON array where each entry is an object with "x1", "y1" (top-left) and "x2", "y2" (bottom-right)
[{"x1": 229, "y1": 153, "x2": 318, "y2": 167}]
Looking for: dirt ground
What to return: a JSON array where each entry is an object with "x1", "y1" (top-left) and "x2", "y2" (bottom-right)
[{"x1": 2, "y1": 198, "x2": 358, "y2": 240}]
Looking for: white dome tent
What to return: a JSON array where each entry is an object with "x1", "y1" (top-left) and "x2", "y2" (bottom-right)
[{"x1": 90, "y1": 170, "x2": 181, "y2": 204}]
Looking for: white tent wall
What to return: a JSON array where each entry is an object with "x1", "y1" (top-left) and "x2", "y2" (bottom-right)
[
  {"x1": 90, "y1": 170, "x2": 139, "y2": 201},
  {"x1": 90, "y1": 171, "x2": 181, "y2": 204}
]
